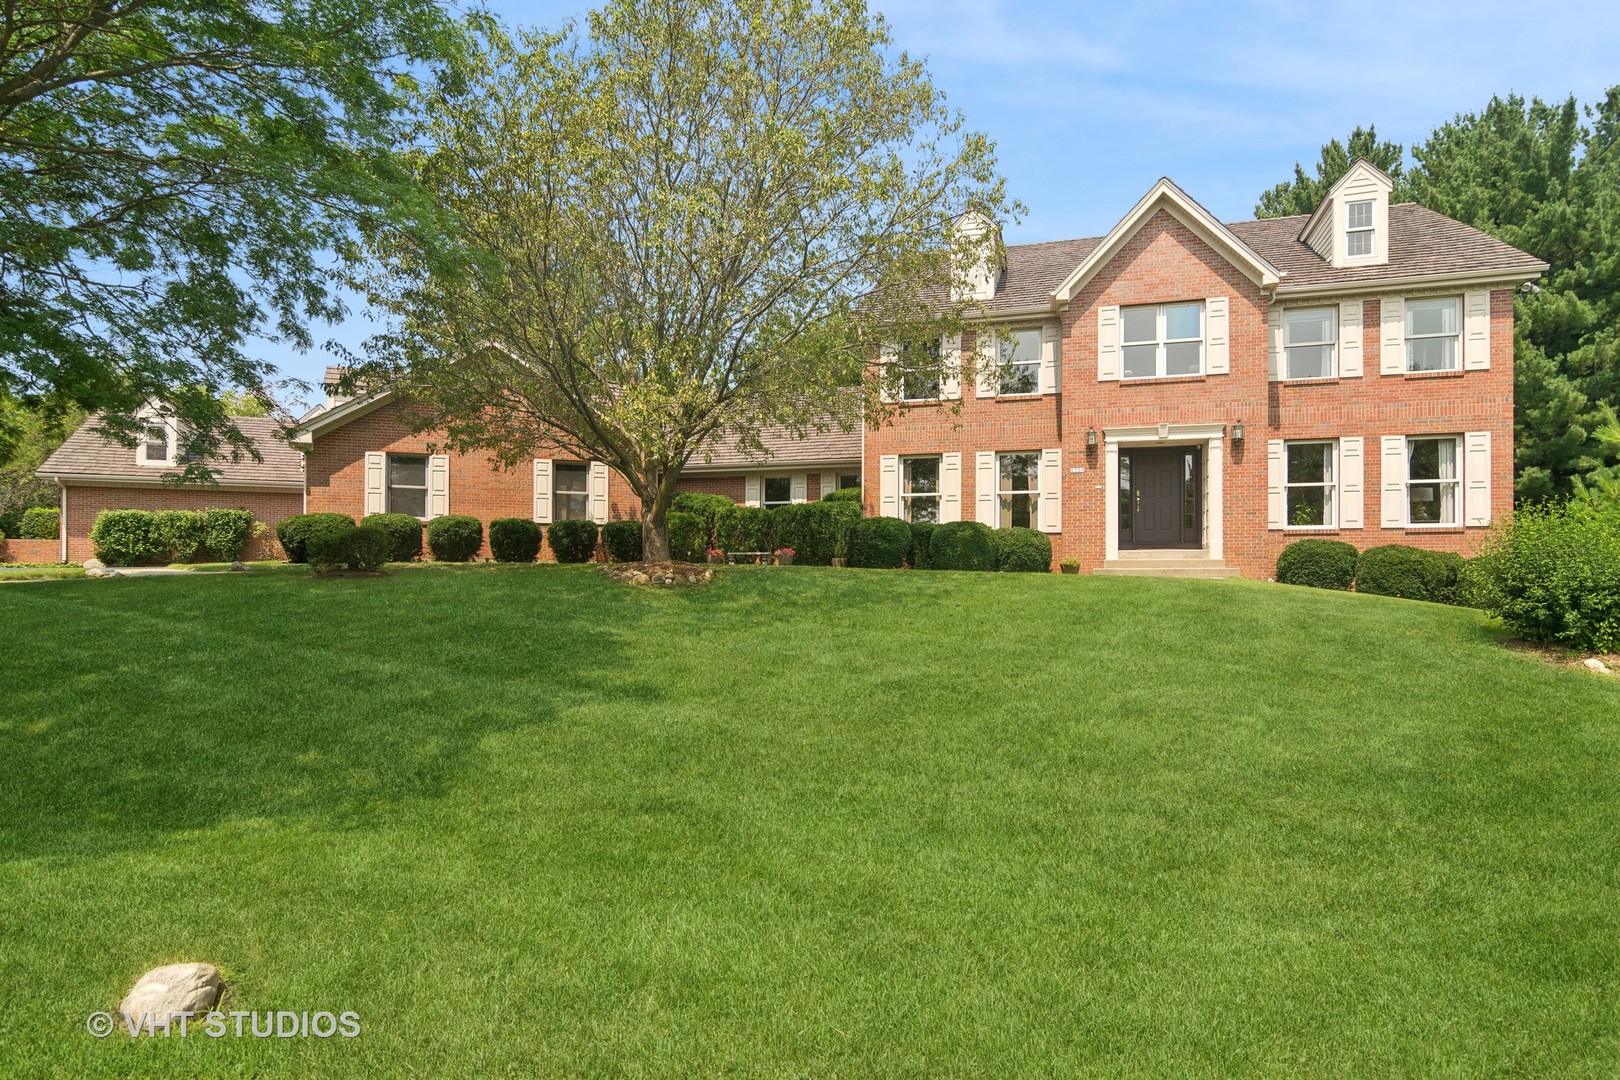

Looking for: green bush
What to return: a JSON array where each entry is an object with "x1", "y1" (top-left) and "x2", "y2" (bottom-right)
[
  {"x1": 602, "y1": 519, "x2": 643, "y2": 562},
  {"x1": 201, "y1": 508, "x2": 255, "y2": 562},
  {"x1": 822, "y1": 487, "x2": 861, "y2": 503},
  {"x1": 1275, "y1": 538, "x2": 1359, "y2": 590},
  {"x1": 907, "y1": 522, "x2": 937, "y2": 569},
  {"x1": 930, "y1": 521, "x2": 998, "y2": 571},
  {"x1": 714, "y1": 504, "x2": 771, "y2": 553},
  {"x1": 489, "y1": 518, "x2": 542, "y2": 563},
  {"x1": 668, "y1": 511, "x2": 705, "y2": 562},
  {"x1": 276, "y1": 513, "x2": 355, "y2": 564},
  {"x1": 1434, "y1": 551, "x2": 1468, "y2": 606},
  {"x1": 152, "y1": 509, "x2": 206, "y2": 562},
  {"x1": 308, "y1": 523, "x2": 390, "y2": 573},
  {"x1": 1354, "y1": 544, "x2": 1454, "y2": 604},
  {"x1": 18, "y1": 507, "x2": 59, "y2": 540},
  {"x1": 995, "y1": 527, "x2": 1052, "y2": 572},
  {"x1": 548, "y1": 518, "x2": 599, "y2": 563},
  {"x1": 427, "y1": 515, "x2": 484, "y2": 562},
  {"x1": 767, "y1": 501, "x2": 862, "y2": 566},
  {"x1": 1467, "y1": 502, "x2": 1620, "y2": 652},
  {"x1": 849, "y1": 516, "x2": 910, "y2": 569},
  {"x1": 361, "y1": 513, "x2": 423, "y2": 562},
  {"x1": 90, "y1": 509, "x2": 165, "y2": 565},
  {"x1": 672, "y1": 492, "x2": 734, "y2": 547}
]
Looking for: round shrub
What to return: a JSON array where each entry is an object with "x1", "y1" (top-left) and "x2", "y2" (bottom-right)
[
  {"x1": 1434, "y1": 551, "x2": 1468, "y2": 606},
  {"x1": 90, "y1": 509, "x2": 165, "y2": 565},
  {"x1": 350, "y1": 524, "x2": 390, "y2": 571},
  {"x1": 930, "y1": 521, "x2": 998, "y2": 571},
  {"x1": 548, "y1": 518, "x2": 599, "y2": 563},
  {"x1": 427, "y1": 515, "x2": 484, "y2": 562},
  {"x1": 822, "y1": 487, "x2": 861, "y2": 503},
  {"x1": 1354, "y1": 544, "x2": 1453, "y2": 603},
  {"x1": 671, "y1": 492, "x2": 734, "y2": 546},
  {"x1": 201, "y1": 508, "x2": 255, "y2": 561},
  {"x1": 1467, "y1": 501, "x2": 1620, "y2": 651},
  {"x1": 276, "y1": 512, "x2": 355, "y2": 563},
  {"x1": 668, "y1": 511, "x2": 706, "y2": 562},
  {"x1": 18, "y1": 507, "x2": 59, "y2": 540},
  {"x1": 489, "y1": 518, "x2": 542, "y2": 563},
  {"x1": 307, "y1": 523, "x2": 390, "y2": 573},
  {"x1": 1275, "y1": 538, "x2": 1359, "y2": 590},
  {"x1": 601, "y1": 518, "x2": 643, "y2": 562},
  {"x1": 152, "y1": 509, "x2": 206, "y2": 562},
  {"x1": 361, "y1": 513, "x2": 423, "y2": 562},
  {"x1": 849, "y1": 516, "x2": 910, "y2": 569},
  {"x1": 995, "y1": 527, "x2": 1052, "y2": 572},
  {"x1": 714, "y1": 505, "x2": 771, "y2": 553},
  {"x1": 907, "y1": 521, "x2": 937, "y2": 569}
]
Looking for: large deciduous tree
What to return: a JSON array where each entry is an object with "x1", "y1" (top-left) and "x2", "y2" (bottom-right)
[
  {"x1": 0, "y1": 0, "x2": 465, "y2": 472},
  {"x1": 355, "y1": 0, "x2": 1014, "y2": 560}
]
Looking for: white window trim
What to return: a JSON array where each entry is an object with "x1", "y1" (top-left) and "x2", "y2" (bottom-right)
[
  {"x1": 552, "y1": 461, "x2": 590, "y2": 521},
  {"x1": 1120, "y1": 302, "x2": 1205, "y2": 380},
  {"x1": 1404, "y1": 435, "x2": 1462, "y2": 527},
  {"x1": 762, "y1": 475, "x2": 794, "y2": 509},
  {"x1": 386, "y1": 452, "x2": 430, "y2": 519},
  {"x1": 1405, "y1": 297, "x2": 1462, "y2": 373},
  {"x1": 995, "y1": 451, "x2": 1041, "y2": 530},
  {"x1": 1283, "y1": 440, "x2": 1338, "y2": 530},
  {"x1": 138, "y1": 422, "x2": 174, "y2": 467},
  {"x1": 1345, "y1": 199, "x2": 1375, "y2": 258},
  {"x1": 900, "y1": 455, "x2": 941, "y2": 523},
  {"x1": 899, "y1": 340, "x2": 943, "y2": 402},
  {"x1": 985, "y1": 326, "x2": 1043, "y2": 397},
  {"x1": 1283, "y1": 307, "x2": 1338, "y2": 381}
]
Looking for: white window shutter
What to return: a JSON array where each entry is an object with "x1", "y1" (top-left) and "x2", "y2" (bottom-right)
[
  {"x1": 1039, "y1": 448, "x2": 1062, "y2": 533},
  {"x1": 744, "y1": 474, "x2": 762, "y2": 507},
  {"x1": 878, "y1": 346, "x2": 897, "y2": 404},
  {"x1": 1266, "y1": 307, "x2": 1284, "y2": 381},
  {"x1": 427, "y1": 454, "x2": 449, "y2": 518},
  {"x1": 1464, "y1": 431, "x2": 1492, "y2": 525},
  {"x1": 878, "y1": 456, "x2": 899, "y2": 517},
  {"x1": 1463, "y1": 291, "x2": 1491, "y2": 370},
  {"x1": 1380, "y1": 436, "x2": 1406, "y2": 527},
  {"x1": 364, "y1": 451, "x2": 386, "y2": 516},
  {"x1": 940, "y1": 452, "x2": 961, "y2": 522},
  {"x1": 1097, "y1": 306, "x2": 1120, "y2": 381},
  {"x1": 975, "y1": 329, "x2": 997, "y2": 397},
  {"x1": 1040, "y1": 324, "x2": 1062, "y2": 395},
  {"x1": 533, "y1": 459, "x2": 553, "y2": 523},
  {"x1": 974, "y1": 451, "x2": 996, "y2": 522},
  {"x1": 819, "y1": 472, "x2": 835, "y2": 500},
  {"x1": 1205, "y1": 297, "x2": 1229, "y2": 375},
  {"x1": 1339, "y1": 300, "x2": 1363, "y2": 378},
  {"x1": 1266, "y1": 440, "x2": 1285, "y2": 529},
  {"x1": 1380, "y1": 298, "x2": 1406, "y2": 375},
  {"x1": 940, "y1": 334, "x2": 962, "y2": 400},
  {"x1": 1339, "y1": 437, "x2": 1364, "y2": 528},
  {"x1": 791, "y1": 473, "x2": 807, "y2": 504},
  {"x1": 588, "y1": 461, "x2": 609, "y2": 524}
]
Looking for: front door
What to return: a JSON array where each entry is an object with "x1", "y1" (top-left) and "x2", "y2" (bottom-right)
[{"x1": 1120, "y1": 447, "x2": 1201, "y2": 548}]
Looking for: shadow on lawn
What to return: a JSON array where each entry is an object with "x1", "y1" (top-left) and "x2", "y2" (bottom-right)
[{"x1": 0, "y1": 567, "x2": 656, "y2": 863}]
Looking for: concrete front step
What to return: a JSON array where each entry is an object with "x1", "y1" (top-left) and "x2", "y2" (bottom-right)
[{"x1": 1094, "y1": 559, "x2": 1241, "y2": 578}]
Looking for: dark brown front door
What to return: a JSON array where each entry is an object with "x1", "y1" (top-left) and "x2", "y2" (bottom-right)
[{"x1": 1120, "y1": 447, "x2": 1201, "y2": 548}]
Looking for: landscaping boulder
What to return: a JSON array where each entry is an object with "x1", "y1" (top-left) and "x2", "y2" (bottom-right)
[
  {"x1": 82, "y1": 558, "x2": 104, "y2": 571},
  {"x1": 119, "y1": 962, "x2": 224, "y2": 1034},
  {"x1": 1583, "y1": 657, "x2": 1613, "y2": 675}
]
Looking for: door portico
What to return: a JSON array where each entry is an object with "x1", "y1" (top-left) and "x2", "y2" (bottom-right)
[{"x1": 1103, "y1": 423, "x2": 1226, "y2": 562}]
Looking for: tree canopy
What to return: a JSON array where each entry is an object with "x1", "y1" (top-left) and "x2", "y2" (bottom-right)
[
  {"x1": 356, "y1": 0, "x2": 1014, "y2": 559},
  {"x1": 1255, "y1": 125, "x2": 1408, "y2": 218}
]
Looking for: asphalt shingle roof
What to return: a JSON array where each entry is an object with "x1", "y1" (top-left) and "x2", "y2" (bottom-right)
[{"x1": 38, "y1": 416, "x2": 304, "y2": 485}]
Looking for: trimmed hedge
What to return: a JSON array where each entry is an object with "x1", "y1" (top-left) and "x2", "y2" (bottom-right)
[
  {"x1": 995, "y1": 527, "x2": 1052, "y2": 572},
  {"x1": 276, "y1": 513, "x2": 355, "y2": 564},
  {"x1": 930, "y1": 521, "x2": 998, "y2": 571},
  {"x1": 714, "y1": 504, "x2": 771, "y2": 553},
  {"x1": 18, "y1": 507, "x2": 59, "y2": 540},
  {"x1": 767, "y1": 501, "x2": 861, "y2": 566},
  {"x1": 849, "y1": 516, "x2": 910, "y2": 569},
  {"x1": 1467, "y1": 501, "x2": 1620, "y2": 651},
  {"x1": 308, "y1": 523, "x2": 389, "y2": 573},
  {"x1": 201, "y1": 508, "x2": 255, "y2": 562},
  {"x1": 152, "y1": 509, "x2": 206, "y2": 562},
  {"x1": 1276, "y1": 538, "x2": 1359, "y2": 590},
  {"x1": 672, "y1": 493, "x2": 734, "y2": 547},
  {"x1": 907, "y1": 522, "x2": 937, "y2": 569},
  {"x1": 427, "y1": 515, "x2": 484, "y2": 562},
  {"x1": 548, "y1": 518, "x2": 599, "y2": 563},
  {"x1": 602, "y1": 519, "x2": 643, "y2": 562},
  {"x1": 489, "y1": 518, "x2": 543, "y2": 563},
  {"x1": 822, "y1": 487, "x2": 861, "y2": 503},
  {"x1": 668, "y1": 511, "x2": 706, "y2": 562},
  {"x1": 90, "y1": 509, "x2": 166, "y2": 565},
  {"x1": 1354, "y1": 544, "x2": 1454, "y2": 604},
  {"x1": 361, "y1": 513, "x2": 424, "y2": 562}
]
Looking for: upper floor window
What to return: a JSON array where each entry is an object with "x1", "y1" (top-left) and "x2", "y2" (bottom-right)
[
  {"x1": 140, "y1": 423, "x2": 171, "y2": 465},
  {"x1": 997, "y1": 451, "x2": 1040, "y2": 528},
  {"x1": 901, "y1": 456, "x2": 939, "y2": 522},
  {"x1": 763, "y1": 476, "x2": 793, "y2": 508},
  {"x1": 388, "y1": 454, "x2": 428, "y2": 518},
  {"x1": 989, "y1": 328, "x2": 1041, "y2": 395},
  {"x1": 1284, "y1": 308, "x2": 1336, "y2": 379},
  {"x1": 1285, "y1": 441, "x2": 1336, "y2": 527},
  {"x1": 553, "y1": 461, "x2": 590, "y2": 520},
  {"x1": 1406, "y1": 436, "x2": 1460, "y2": 525},
  {"x1": 1122, "y1": 302, "x2": 1202, "y2": 379},
  {"x1": 1406, "y1": 298, "x2": 1460, "y2": 372},
  {"x1": 1346, "y1": 199, "x2": 1374, "y2": 257},
  {"x1": 899, "y1": 339, "x2": 941, "y2": 401}
]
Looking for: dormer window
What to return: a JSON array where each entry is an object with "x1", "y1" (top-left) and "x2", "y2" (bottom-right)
[
  {"x1": 1346, "y1": 200, "x2": 1375, "y2": 257},
  {"x1": 140, "y1": 422, "x2": 172, "y2": 465}
]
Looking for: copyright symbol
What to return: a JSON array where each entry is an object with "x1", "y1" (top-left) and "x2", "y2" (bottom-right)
[{"x1": 85, "y1": 1011, "x2": 115, "y2": 1038}]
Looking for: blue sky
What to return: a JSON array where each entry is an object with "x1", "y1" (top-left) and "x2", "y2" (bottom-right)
[{"x1": 266, "y1": 0, "x2": 1620, "y2": 398}]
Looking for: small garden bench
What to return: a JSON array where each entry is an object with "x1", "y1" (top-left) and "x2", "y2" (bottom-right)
[{"x1": 725, "y1": 551, "x2": 772, "y2": 565}]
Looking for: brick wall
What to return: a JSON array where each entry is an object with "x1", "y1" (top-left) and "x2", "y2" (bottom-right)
[
  {"x1": 0, "y1": 538, "x2": 63, "y2": 564},
  {"x1": 61, "y1": 484, "x2": 300, "y2": 562}
]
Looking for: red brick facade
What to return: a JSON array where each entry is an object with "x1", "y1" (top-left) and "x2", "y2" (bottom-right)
[{"x1": 59, "y1": 484, "x2": 301, "y2": 562}]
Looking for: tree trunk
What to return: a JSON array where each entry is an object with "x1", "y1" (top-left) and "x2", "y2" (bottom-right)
[{"x1": 642, "y1": 494, "x2": 670, "y2": 562}]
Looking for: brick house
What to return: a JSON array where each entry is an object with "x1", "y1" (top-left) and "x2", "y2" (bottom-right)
[{"x1": 866, "y1": 162, "x2": 1545, "y2": 577}]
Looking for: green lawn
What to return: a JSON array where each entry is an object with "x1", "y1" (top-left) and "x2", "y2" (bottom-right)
[{"x1": 1, "y1": 566, "x2": 1616, "y2": 1077}]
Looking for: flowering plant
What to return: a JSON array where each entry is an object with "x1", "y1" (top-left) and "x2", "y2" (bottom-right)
[
  {"x1": 705, "y1": 547, "x2": 723, "y2": 557},
  {"x1": 774, "y1": 547, "x2": 795, "y2": 556}
]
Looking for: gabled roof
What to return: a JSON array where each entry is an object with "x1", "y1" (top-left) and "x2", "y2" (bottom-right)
[
  {"x1": 1051, "y1": 178, "x2": 1283, "y2": 303},
  {"x1": 1297, "y1": 158, "x2": 1394, "y2": 243},
  {"x1": 37, "y1": 415, "x2": 305, "y2": 488}
]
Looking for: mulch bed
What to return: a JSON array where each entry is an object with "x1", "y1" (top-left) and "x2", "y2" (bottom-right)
[
  {"x1": 1502, "y1": 639, "x2": 1619, "y2": 677},
  {"x1": 597, "y1": 561, "x2": 715, "y2": 588}
]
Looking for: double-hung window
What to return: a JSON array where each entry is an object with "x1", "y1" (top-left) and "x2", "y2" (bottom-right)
[
  {"x1": 388, "y1": 454, "x2": 429, "y2": 518},
  {"x1": 1406, "y1": 298, "x2": 1460, "y2": 372},
  {"x1": 1284, "y1": 441, "x2": 1336, "y2": 527},
  {"x1": 763, "y1": 476, "x2": 793, "y2": 508},
  {"x1": 899, "y1": 339, "x2": 941, "y2": 401},
  {"x1": 1122, "y1": 302, "x2": 1203, "y2": 379},
  {"x1": 1406, "y1": 436, "x2": 1460, "y2": 525},
  {"x1": 991, "y1": 328, "x2": 1041, "y2": 394},
  {"x1": 1346, "y1": 200, "x2": 1374, "y2": 257},
  {"x1": 836, "y1": 473, "x2": 860, "y2": 493},
  {"x1": 141, "y1": 423, "x2": 170, "y2": 465},
  {"x1": 901, "y1": 456, "x2": 940, "y2": 523},
  {"x1": 1284, "y1": 308, "x2": 1336, "y2": 379},
  {"x1": 553, "y1": 462, "x2": 589, "y2": 520},
  {"x1": 997, "y1": 451, "x2": 1040, "y2": 529}
]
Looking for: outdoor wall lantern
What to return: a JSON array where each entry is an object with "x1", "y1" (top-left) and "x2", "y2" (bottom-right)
[
  {"x1": 1086, "y1": 427, "x2": 1098, "y2": 449},
  {"x1": 1232, "y1": 420, "x2": 1245, "y2": 442}
]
